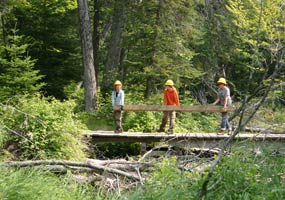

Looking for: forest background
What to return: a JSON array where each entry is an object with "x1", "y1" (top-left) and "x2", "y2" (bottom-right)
[{"x1": 0, "y1": 0, "x2": 285, "y2": 199}]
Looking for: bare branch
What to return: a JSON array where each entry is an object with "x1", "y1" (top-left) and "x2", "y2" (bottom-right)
[{"x1": 0, "y1": 125, "x2": 35, "y2": 145}]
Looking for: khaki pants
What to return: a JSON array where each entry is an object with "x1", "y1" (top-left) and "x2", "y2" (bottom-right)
[
  {"x1": 113, "y1": 110, "x2": 123, "y2": 131},
  {"x1": 159, "y1": 111, "x2": 176, "y2": 132}
]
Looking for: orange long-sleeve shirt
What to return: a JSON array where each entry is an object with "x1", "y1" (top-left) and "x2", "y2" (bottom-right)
[{"x1": 164, "y1": 87, "x2": 180, "y2": 106}]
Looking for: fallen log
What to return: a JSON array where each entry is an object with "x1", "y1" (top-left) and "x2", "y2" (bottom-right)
[
  {"x1": 1, "y1": 160, "x2": 141, "y2": 181},
  {"x1": 86, "y1": 160, "x2": 141, "y2": 181},
  {"x1": 114, "y1": 105, "x2": 235, "y2": 112},
  {"x1": 86, "y1": 159, "x2": 154, "y2": 171}
]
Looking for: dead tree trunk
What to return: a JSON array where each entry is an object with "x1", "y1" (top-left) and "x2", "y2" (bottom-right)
[{"x1": 78, "y1": 0, "x2": 97, "y2": 111}]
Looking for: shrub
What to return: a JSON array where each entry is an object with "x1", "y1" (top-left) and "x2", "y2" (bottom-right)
[
  {"x1": 66, "y1": 84, "x2": 114, "y2": 130},
  {"x1": 176, "y1": 112, "x2": 219, "y2": 133},
  {"x1": 123, "y1": 111, "x2": 161, "y2": 132},
  {"x1": 0, "y1": 94, "x2": 87, "y2": 160}
]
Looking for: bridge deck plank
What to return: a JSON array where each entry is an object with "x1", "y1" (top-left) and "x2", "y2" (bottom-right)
[{"x1": 84, "y1": 131, "x2": 285, "y2": 143}]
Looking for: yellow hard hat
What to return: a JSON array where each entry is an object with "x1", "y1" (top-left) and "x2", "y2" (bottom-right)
[
  {"x1": 217, "y1": 78, "x2": 227, "y2": 85},
  {"x1": 165, "y1": 80, "x2": 174, "y2": 86},
  {"x1": 114, "y1": 80, "x2": 122, "y2": 86}
]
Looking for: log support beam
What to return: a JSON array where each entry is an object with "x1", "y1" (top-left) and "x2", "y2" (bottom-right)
[{"x1": 113, "y1": 105, "x2": 235, "y2": 112}]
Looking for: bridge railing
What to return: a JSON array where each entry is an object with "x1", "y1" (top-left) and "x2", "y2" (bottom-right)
[{"x1": 113, "y1": 105, "x2": 235, "y2": 112}]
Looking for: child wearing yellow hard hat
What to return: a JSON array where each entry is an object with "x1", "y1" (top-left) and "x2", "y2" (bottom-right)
[
  {"x1": 112, "y1": 80, "x2": 124, "y2": 133},
  {"x1": 212, "y1": 78, "x2": 232, "y2": 135},
  {"x1": 157, "y1": 79, "x2": 180, "y2": 134}
]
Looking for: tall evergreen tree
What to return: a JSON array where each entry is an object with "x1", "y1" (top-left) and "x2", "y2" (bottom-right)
[
  {"x1": 0, "y1": 29, "x2": 44, "y2": 100},
  {"x1": 123, "y1": 0, "x2": 204, "y2": 98},
  {"x1": 10, "y1": 0, "x2": 82, "y2": 99}
]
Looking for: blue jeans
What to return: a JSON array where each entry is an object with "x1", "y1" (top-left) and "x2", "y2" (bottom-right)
[{"x1": 221, "y1": 112, "x2": 231, "y2": 131}]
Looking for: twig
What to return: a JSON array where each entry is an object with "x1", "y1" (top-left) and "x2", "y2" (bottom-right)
[{"x1": 134, "y1": 167, "x2": 144, "y2": 185}]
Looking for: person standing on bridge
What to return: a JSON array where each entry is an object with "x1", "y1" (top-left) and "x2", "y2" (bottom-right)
[
  {"x1": 212, "y1": 77, "x2": 232, "y2": 135},
  {"x1": 157, "y1": 79, "x2": 180, "y2": 134},
  {"x1": 112, "y1": 80, "x2": 124, "y2": 133}
]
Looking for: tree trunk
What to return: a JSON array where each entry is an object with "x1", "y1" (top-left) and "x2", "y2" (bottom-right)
[
  {"x1": 119, "y1": 47, "x2": 127, "y2": 82},
  {"x1": 102, "y1": 0, "x2": 125, "y2": 93},
  {"x1": 93, "y1": 0, "x2": 101, "y2": 88},
  {"x1": 78, "y1": 0, "x2": 97, "y2": 111}
]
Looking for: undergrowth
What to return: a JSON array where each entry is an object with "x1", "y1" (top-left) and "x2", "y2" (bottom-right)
[
  {"x1": 0, "y1": 167, "x2": 93, "y2": 200},
  {"x1": 123, "y1": 144, "x2": 285, "y2": 200},
  {"x1": 0, "y1": 93, "x2": 87, "y2": 160}
]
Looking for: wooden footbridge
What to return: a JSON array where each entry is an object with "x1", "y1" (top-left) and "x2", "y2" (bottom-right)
[
  {"x1": 84, "y1": 131, "x2": 285, "y2": 153},
  {"x1": 84, "y1": 105, "x2": 285, "y2": 153}
]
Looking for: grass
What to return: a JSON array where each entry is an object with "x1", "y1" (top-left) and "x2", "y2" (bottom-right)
[
  {"x1": 205, "y1": 145, "x2": 285, "y2": 199},
  {"x1": 0, "y1": 167, "x2": 93, "y2": 200}
]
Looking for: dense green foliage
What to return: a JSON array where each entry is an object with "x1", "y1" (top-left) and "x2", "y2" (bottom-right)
[
  {"x1": 0, "y1": 94, "x2": 87, "y2": 160},
  {"x1": 1, "y1": 0, "x2": 81, "y2": 99},
  {"x1": 0, "y1": 0, "x2": 284, "y2": 102}
]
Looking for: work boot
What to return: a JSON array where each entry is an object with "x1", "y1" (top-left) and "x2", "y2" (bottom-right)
[
  {"x1": 217, "y1": 131, "x2": 225, "y2": 135},
  {"x1": 227, "y1": 128, "x2": 233, "y2": 135},
  {"x1": 156, "y1": 128, "x2": 165, "y2": 133},
  {"x1": 167, "y1": 130, "x2": 174, "y2": 135},
  {"x1": 114, "y1": 128, "x2": 123, "y2": 133}
]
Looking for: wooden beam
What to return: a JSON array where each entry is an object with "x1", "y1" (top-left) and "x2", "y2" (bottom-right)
[
  {"x1": 84, "y1": 131, "x2": 285, "y2": 143},
  {"x1": 114, "y1": 105, "x2": 235, "y2": 112}
]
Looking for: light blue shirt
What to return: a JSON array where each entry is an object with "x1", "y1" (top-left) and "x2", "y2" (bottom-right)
[{"x1": 112, "y1": 90, "x2": 124, "y2": 107}]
